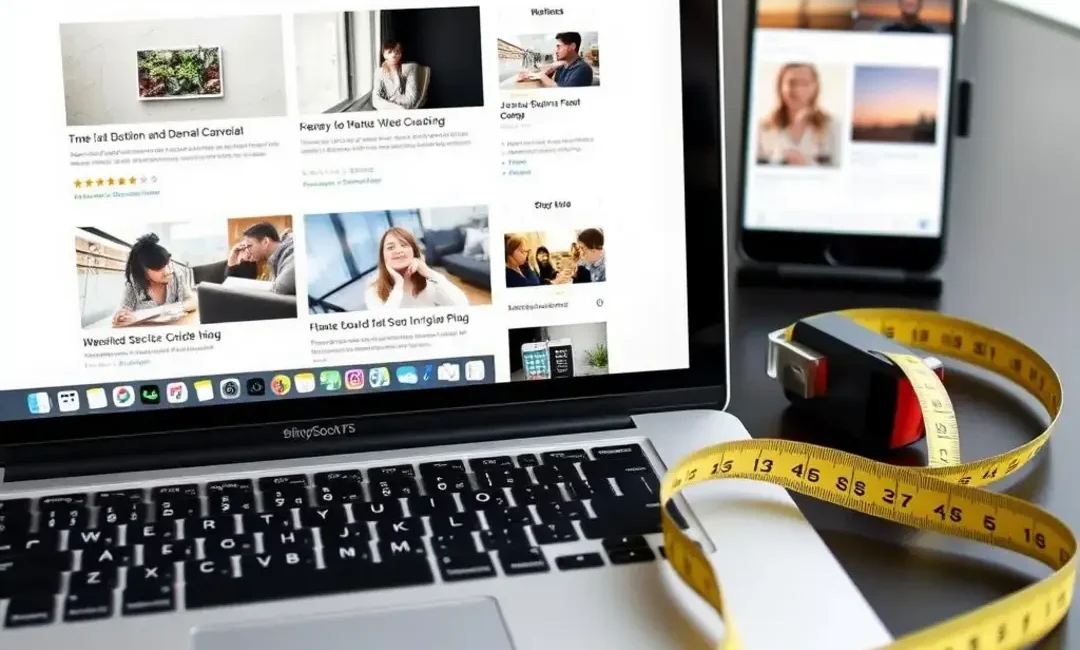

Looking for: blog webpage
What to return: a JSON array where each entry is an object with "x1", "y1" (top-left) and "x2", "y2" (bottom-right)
[
  {"x1": 0, "y1": 0, "x2": 690, "y2": 420},
  {"x1": 741, "y1": 0, "x2": 955, "y2": 237}
]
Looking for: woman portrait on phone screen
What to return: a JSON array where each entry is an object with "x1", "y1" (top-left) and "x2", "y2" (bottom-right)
[{"x1": 756, "y1": 63, "x2": 839, "y2": 167}]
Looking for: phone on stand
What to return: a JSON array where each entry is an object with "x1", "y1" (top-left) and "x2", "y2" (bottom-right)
[
  {"x1": 521, "y1": 342, "x2": 551, "y2": 380},
  {"x1": 737, "y1": 0, "x2": 960, "y2": 273},
  {"x1": 548, "y1": 339, "x2": 574, "y2": 379}
]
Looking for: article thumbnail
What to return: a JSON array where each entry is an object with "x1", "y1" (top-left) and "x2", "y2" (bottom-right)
[
  {"x1": 293, "y1": 7, "x2": 483, "y2": 114},
  {"x1": 854, "y1": 0, "x2": 953, "y2": 33},
  {"x1": 59, "y1": 15, "x2": 287, "y2": 127},
  {"x1": 75, "y1": 216, "x2": 297, "y2": 330},
  {"x1": 504, "y1": 228, "x2": 606, "y2": 288},
  {"x1": 306, "y1": 206, "x2": 492, "y2": 314},
  {"x1": 851, "y1": 65, "x2": 939, "y2": 144},
  {"x1": 752, "y1": 62, "x2": 846, "y2": 167},
  {"x1": 497, "y1": 32, "x2": 600, "y2": 90},
  {"x1": 507, "y1": 322, "x2": 608, "y2": 381},
  {"x1": 756, "y1": 0, "x2": 951, "y2": 32}
]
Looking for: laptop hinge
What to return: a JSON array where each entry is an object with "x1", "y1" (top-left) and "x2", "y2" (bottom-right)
[{"x1": 0, "y1": 409, "x2": 637, "y2": 483}]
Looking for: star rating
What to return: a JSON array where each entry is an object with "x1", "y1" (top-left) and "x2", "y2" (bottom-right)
[{"x1": 73, "y1": 175, "x2": 158, "y2": 191}]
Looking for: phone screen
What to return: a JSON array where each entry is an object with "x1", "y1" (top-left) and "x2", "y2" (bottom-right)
[
  {"x1": 548, "y1": 339, "x2": 574, "y2": 379},
  {"x1": 521, "y1": 343, "x2": 551, "y2": 380},
  {"x1": 741, "y1": 0, "x2": 957, "y2": 239}
]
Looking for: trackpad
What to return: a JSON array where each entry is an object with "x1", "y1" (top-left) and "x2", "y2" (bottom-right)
[{"x1": 192, "y1": 597, "x2": 515, "y2": 650}]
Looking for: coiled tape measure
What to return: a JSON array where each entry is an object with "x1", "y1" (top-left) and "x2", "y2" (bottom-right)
[{"x1": 659, "y1": 308, "x2": 1073, "y2": 650}]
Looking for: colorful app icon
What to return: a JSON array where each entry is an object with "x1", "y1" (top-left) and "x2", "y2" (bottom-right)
[
  {"x1": 140, "y1": 385, "x2": 161, "y2": 405},
  {"x1": 247, "y1": 378, "x2": 266, "y2": 396},
  {"x1": 57, "y1": 390, "x2": 80, "y2": 412},
  {"x1": 422, "y1": 364, "x2": 433, "y2": 382},
  {"x1": 86, "y1": 387, "x2": 108, "y2": 410},
  {"x1": 369, "y1": 367, "x2": 390, "y2": 388},
  {"x1": 219, "y1": 378, "x2": 241, "y2": 399},
  {"x1": 395, "y1": 366, "x2": 418, "y2": 385},
  {"x1": 112, "y1": 385, "x2": 135, "y2": 408},
  {"x1": 193, "y1": 380, "x2": 214, "y2": 402},
  {"x1": 270, "y1": 374, "x2": 291, "y2": 396},
  {"x1": 295, "y1": 372, "x2": 316, "y2": 393},
  {"x1": 166, "y1": 382, "x2": 188, "y2": 404},
  {"x1": 26, "y1": 392, "x2": 51, "y2": 414},
  {"x1": 344, "y1": 369, "x2": 365, "y2": 390},
  {"x1": 320, "y1": 370, "x2": 342, "y2": 391}
]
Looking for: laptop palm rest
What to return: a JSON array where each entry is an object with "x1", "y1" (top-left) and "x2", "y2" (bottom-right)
[{"x1": 192, "y1": 597, "x2": 515, "y2": 650}]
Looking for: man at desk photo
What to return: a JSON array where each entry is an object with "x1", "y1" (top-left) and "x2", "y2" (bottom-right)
[
  {"x1": 517, "y1": 31, "x2": 595, "y2": 88},
  {"x1": 224, "y1": 222, "x2": 297, "y2": 296}
]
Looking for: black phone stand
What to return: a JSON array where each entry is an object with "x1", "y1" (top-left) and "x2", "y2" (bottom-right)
[{"x1": 735, "y1": 262, "x2": 943, "y2": 297}]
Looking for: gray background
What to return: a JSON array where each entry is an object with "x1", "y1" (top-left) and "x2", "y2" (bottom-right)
[{"x1": 722, "y1": 1, "x2": 1080, "y2": 646}]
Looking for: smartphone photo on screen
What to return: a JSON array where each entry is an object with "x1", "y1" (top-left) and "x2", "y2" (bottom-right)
[
  {"x1": 521, "y1": 342, "x2": 551, "y2": 380},
  {"x1": 548, "y1": 338, "x2": 574, "y2": 379},
  {"x1": 737, "y1": 0, "x2": 960, "y2": 272}
]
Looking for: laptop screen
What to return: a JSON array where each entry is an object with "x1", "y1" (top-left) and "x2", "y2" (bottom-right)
[{"x1": 0, "y1": 0, "x2": 692, "y2": 424}]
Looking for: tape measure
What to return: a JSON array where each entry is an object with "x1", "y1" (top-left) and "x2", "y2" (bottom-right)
[{"x1": 660, "y1": 308, "x2": 1072, "y2": 650}]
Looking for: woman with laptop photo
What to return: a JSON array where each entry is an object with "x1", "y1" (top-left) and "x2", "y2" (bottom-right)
[
  {"x1": 112, "y1": 233, "x2": 196, "y2": 327},
  {"x1": 365, "y1": 227, "x2": 469, "y2": 310}
]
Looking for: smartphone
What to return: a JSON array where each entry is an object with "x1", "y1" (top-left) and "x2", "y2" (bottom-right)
[
  {"x1": 737, "y1": 0, "x2": 960, "y2": 272},
  {"x1": 548, "y1": 339, "x2": 575, "y2": 379},
  {"x1": 521, "y1": 342, "x2": 551, "y2": 380}
]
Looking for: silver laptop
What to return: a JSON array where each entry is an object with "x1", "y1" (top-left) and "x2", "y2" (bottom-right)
[{"x1": 0, "y1": 1, "x2": 892, "y2": 648}]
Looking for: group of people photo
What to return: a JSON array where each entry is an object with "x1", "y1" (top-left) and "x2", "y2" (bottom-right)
[{"x1": 504, "y1": 228, "x2": 606, "y2": 289}]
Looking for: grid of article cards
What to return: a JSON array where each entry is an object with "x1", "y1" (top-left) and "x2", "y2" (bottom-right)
[{"x1": 26, "y1": 5, "x2": 613, "y2": 419}]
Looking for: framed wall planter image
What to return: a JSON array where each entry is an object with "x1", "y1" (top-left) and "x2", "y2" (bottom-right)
[{"x1": 137, "y1": 46, "x2": 223, "y2": 100}]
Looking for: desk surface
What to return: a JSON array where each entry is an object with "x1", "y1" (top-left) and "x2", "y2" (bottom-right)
[{"x1": 720, "y1": 1, "x2": 1079, "y2": 646}]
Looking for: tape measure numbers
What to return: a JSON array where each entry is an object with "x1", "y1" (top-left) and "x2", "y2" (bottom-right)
[{"x1": 660, "y1": 308, "x2": 1073, "y2": 650}]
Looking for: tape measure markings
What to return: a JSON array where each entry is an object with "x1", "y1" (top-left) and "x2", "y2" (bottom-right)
[{"x1": 661, "y1": 308, "x2": 1072, "y2": 650}]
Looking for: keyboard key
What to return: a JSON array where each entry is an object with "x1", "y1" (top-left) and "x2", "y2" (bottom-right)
[
  {"x1": 298, "y1": 506, "x2": 347, "y2": 529},
  {"x1": 555, "y1": 552, "x2": 605, "y2": 571},
  {"x1": 429, "y1": 512, "x2": 479, "y2": 536},
  {"x1": 258, "y1": 475, "x2": 309, "y2": 491},
  {"x1": 69, "y1": 528, "x2": 117, "y2": 549},
  {"x1": 126, "y1": 563, "x2": 173, "y2": 591},
  {"x1": 355, "y1": 499, "x2": 404, "y2": 520},
  {"x1": 378, "y1": 538, "x2": 426, "y2": 559},
  {"x1": 0, "y1": 531, "x2": 60, "y2": 555},
  {"x1": 515, "y1": 454, "x2": 540, "y2": 467},
  {"x1": 38, "y1": 494, "x2": 88, "y2": 512},
  {"x1": 602, "y1": 535, "x2": 649, "y2": 551},
  {"x1": 94, "y1": 489, "x2": 145, "y2": 505},
  {"x1": 370, "y1": 477, "x2": 419, "y2": 500},
  {"x1": 0, "y1": 498, "x2": 32, "y2": 517},
  {"x1": 189, "y1": 516, "x2": 240, "y2": 537},
  {"x1": 480, "y1": 528, "x2": 530, "y2": 552},
  {"x1": 475, "y1": 468, "x2": 531, "y2": 489},
  {"x1": 437, "y1": 551, "x2": 496, "y2": 582},
  {"x1": 64, "y1": 588, "x2": 113, "y2": 622},
  {"x1": 375, "y1": 517, "x2": 423, "y2": 540},
  {"x1": 128, "y1": 522, "x2": 176, "y2": 544},
  {"x1": 468, "y1": 456, "x2": 513, "y2": 473},
  {"x1": 419, "y1": 460, "x2": 466, "y2": 477},
  {"x1": 459, "y1": 489, "x2": 507, "y2": 511},
  {"x1": 70, "y1": 567, "x2": 118, "y2": 590},
  {"x1": 367, "y1": 465, "x2": 413, "y2": 480},
  {"x1": 590, "y1": 444, "x2": 646, "y2": 461},
  {"x1": 322, "y1": 523, "x2": 371, "y2": 544},
  {"x1": 498, "y1": 546, "x2": 549, "y2": 575},
  {"x1": 606, "y1": 546, "x2": 656, "y2": 565},
  {"x1": 406, "y1": 494, "x2": 457, "y2": 517},
  {"x1": 541, "y1": 450, "x2": 588, "y2": 464},
  {"x1": 202, "y1": 534, "x2": 256, "y2": 557},
  {"x1": 207, "y1": 479, "x2": 252, "y2": 494},
  {"x1": 99, "y1": 503, "x2": 149, "y2": 528},
  {"x1": 536, "y1": 500, "x2": 587, "y2": 523},
  {"x1": 122, "y1": 585, "x2": 176, "y2": 616},
  {"x1": 262, "y1": 529, "x2": 314, "y2": 551},
  {"x1": 246, "y1": 511, "x2": 296, "y2": 532},
  {"x1": 4, "y1": 593, "x2": 56, "y2": 627},
  {"x1": 530, "y1": 521, "x2": 578, "y2": 544}
]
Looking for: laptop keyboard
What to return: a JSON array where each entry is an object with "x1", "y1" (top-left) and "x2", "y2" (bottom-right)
[{"x1": 0, "y1": 443, "x2": 688, "y2": 628}]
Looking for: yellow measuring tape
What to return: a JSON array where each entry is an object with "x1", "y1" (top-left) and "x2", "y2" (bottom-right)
[{"x1": 660, "y1": 308, "x2": 1072, "y2": 650}]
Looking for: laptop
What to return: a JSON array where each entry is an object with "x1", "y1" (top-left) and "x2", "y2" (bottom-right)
[{"x1": 1, "y1": 0, "x2": 892, "y2": 648}]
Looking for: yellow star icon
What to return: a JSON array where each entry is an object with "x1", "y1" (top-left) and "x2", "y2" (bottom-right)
[
  {"x1": 107, "y1": 178, "x2": 115, "y2": 186},
  {"x1": 117, "y1": 177, "x2": 126, "y2": 186},
  {"x1": 96, "y1": 178, "x2": 105, "y2": 186},
  {"x1": 74, "y1": 179, "x2": 82, "y2": 188},
  {"x1": 85, "y1": 179, "x2": 94, "y2": 187},
  {"x1": 129, "y1": 176, "x2": 137, "y2": 185}
]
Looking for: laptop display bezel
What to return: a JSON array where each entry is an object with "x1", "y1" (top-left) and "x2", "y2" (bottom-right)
[{"x1": 0, "y1": 0, "x2": 727, "y2": 450}]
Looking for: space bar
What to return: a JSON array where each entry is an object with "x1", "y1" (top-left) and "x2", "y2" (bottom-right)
[{"x1": 185, "y1": 559, "x2": 435, "y2": 609}]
